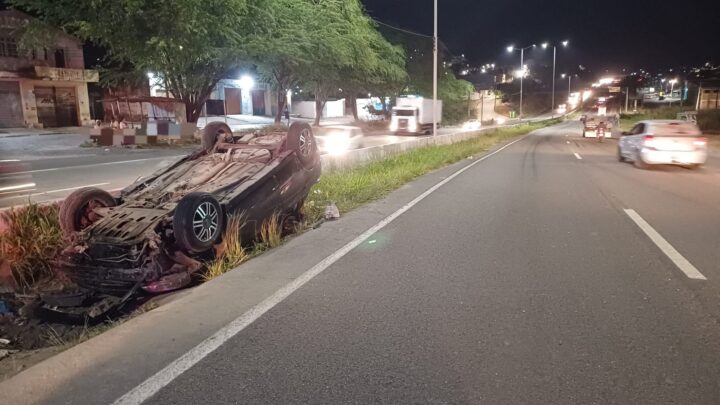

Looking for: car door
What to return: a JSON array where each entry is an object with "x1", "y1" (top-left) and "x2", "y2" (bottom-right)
[{"x1": 625, "y1": 123, "x2": 646, "y2": 155}]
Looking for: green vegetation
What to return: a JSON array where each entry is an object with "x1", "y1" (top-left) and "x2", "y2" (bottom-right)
[
  {"x1": 305, "y1": 120, "x2": 560, "y2": 222},
  {"x1": 11, "y1": 0, "x2": 253, "y2": 122},
  {"x1": 619, "y1": 106, "x2": 688, "y2": 130},
  {"x1": 0, "y1": 202, "x2": 63, "y2": 291}
]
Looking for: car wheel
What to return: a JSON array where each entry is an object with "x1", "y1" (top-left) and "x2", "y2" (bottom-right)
[
  {"x1": 286, "y1": 122, "x2": 319, "y2": 169},
  {"x1": 202, "y1": 122, "x2": 233, "y2": 152},
  {"x1": 617, "y1": 147, "x2": 625, "y2": 162},
  {"x1": 173, "y1": 192, "x2": 224, "y2": 253},
  {"x1": 634, "y1": 152, "x2": 649, "y2": 170},
  {"x1": 59, "y1": 187, "x2": 116, "y2": 236}
]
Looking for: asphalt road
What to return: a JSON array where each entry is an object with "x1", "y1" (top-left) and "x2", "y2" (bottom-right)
[{"x1": 130, "y1": 121, "x2": 720, "y2": 404}]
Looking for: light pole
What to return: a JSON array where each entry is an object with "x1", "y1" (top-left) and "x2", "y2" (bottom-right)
[
  {"x1": 507, "y1": 44, "x2": 536, "y2": 118},
  {"x1": 432, "y1": 0, "x2": 438, "y2": 137},
  {"x1": 542, "y1": 40, "x2": 568, "y2": 116},
  {"x1": 669, "y1": 78, "x2": 677, "y2": 106},
  {"x1": 561, "y1": 73, "x2": 572, "y2": 101}
]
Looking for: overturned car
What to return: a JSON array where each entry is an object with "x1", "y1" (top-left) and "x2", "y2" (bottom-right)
[{"x1": 51, "y1": 122, "x2": 320, "y2": 317}]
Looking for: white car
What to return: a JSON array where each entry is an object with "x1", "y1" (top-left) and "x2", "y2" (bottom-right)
[
  {"x1": 618, "y1": 120, "x2": 707, "y2": 169},
  {"x1": 314, "y1": 125, "x2": 364, "y2": 155},
  {"x1": 462, "y1": 119, "x2": 481, "y2": 131}
]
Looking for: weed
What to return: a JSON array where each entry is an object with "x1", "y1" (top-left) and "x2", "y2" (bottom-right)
[
  {"x1": 203, "y1": 215, "x2": 248, "y2": 281},
  {"x1": 259, "y1": 213, "x2": 282, "y2": 249},
  {"x1": 0, "y1": 202, "x2": 64, "y2": 291}
]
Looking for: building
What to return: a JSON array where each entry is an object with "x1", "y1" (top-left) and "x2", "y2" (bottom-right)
[
  {"x1": 0, "y1": 10, "x2": 98, "y2": 128},
  {"x1": 204, "y1": 78, "x2": 275, "y2": 117},
  {"x1": 696, "y1": 81, "x2": 720, "y2": 110}
]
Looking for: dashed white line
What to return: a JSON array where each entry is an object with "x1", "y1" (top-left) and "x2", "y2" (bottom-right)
[
  {"x1": 111, "y1": 134, "x2": 532, "y2": 405},
  {"x1": 574, "y1": 152, "x2": 583, "y2": 160},
  {"x1": 624, "y1": 209, "x2": 706, "y2": 280}
]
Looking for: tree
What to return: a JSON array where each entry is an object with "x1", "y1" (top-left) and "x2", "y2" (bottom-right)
[{"x1": 10, "y1": 0, "x2": 253, "y2": 123}]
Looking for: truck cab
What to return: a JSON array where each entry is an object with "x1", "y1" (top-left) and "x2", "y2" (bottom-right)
[{"x1": 390, "y1": 106, "x2": 420, "y2": 134}]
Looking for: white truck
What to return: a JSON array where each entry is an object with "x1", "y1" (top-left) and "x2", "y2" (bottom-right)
[{"x1": 390, "y1": 97, "x2": 442, "y2": 135}]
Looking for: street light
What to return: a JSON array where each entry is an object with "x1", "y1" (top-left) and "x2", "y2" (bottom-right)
[
  {"x1": 669, "y1": 78, "x2": 678, "y2": 105},
  {"x1": 507, "y1": 44, "x2": 536, "y2": 118},
  {"x1": 561, "y1": 73, "x2": 572, "y2": 103},
  {"x1": 541, "y1": 40, "x2": 569, "y2": 116},
  {"x1": 433, "y1": 0, "x2": 438, "y2": 137}
]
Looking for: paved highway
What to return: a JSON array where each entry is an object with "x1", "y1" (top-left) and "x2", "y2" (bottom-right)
[
  {"x1": 145, "y1": 121, "x2": 720, "y2": 404},
  {"x1": 5, "y1": 120, "x2": 720, "y2": 404}
]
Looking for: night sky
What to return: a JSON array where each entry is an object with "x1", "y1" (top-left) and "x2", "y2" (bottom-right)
[{"x1": 361, "y1": 0, "x2": 720, "y2": 72}]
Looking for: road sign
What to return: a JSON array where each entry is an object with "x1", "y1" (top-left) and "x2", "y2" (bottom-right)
[{"x1": 609, "y1": 86, "x2": 621, "y2": 93}]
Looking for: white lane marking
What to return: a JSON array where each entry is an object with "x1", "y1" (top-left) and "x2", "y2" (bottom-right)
[
  {"x1": 0, "y1": 182, "x2": 35, "y2": 193},
  {"x1": 18, "y1": 156, "x2": 184, "y2": 174},
  {"x1": 574, "y1": 152, "x2": 583, "y2": 160},
  {"x1": 624, "y1": 209, "x2": 706, "y2": 280},
  {"x1": 31, "y1": 183, "x2": 111, "y2": 196},
  {"x1": 112, "y1": 134, "x2": 532, "y2": 405}
]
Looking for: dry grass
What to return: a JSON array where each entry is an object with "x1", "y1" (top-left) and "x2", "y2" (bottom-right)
[
  {"x1": 0, "y1": 202, "x2": 64, "y2": 291},
  {"x1": 203, "y1": 215, "x2": 249, "y2": 281},
  {"x1": 259, "y1": 213, "x2": 282, "y2": 249}
]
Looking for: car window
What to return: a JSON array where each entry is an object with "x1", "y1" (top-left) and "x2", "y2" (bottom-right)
[{"x1": 631, "y1": 124, "x2": 644, "y2": 135}]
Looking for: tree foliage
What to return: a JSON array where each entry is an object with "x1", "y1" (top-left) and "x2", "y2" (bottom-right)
[
  {"x1": 11, "y1": 0, "x2": 406, "y2": 125},
  {"x1": 10, "y1": 0, "x2": 253, "y2": 122}
]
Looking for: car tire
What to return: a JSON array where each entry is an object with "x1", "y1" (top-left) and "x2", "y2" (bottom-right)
[
  {"x1": 59, "y1": 187, "x2": 116, "y2": 236},
  {"x1": 634, "y1": 152, "x2": 649, "y2": 170},
  {"x1": 285, "y1": 122, "x2": 319, "y2": 169},
  {"x1": 617, "y1": 147, "x2": 625, "y2": 162},
  {"x1": 202, "y1": 122, "x2": 233, "y2": 152},
  {"x1": 173, "y1": 192, "x2": 224, "y2": 253}
]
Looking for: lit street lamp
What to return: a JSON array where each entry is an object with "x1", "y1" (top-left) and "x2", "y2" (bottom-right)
[
  {"x1": 507, "y1": 44, "x2": 536, "y2": 118},
  {"x1": 669, "y1": 78, "x2": 678, "y2": 106},
  {"x1": 561, "y1": 73, "x2": 572, "y2": 101},
  {"x1": 542, "y1": 40, "x2": 569, "y2": 117}
]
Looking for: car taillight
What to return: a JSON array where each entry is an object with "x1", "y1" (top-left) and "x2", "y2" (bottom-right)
[
  {"x1": 643, "y1": 135, "x2": 656, "y2": 149},
  {"x1": 693, "y1": 137, "x2": 707, "y2": 148}
]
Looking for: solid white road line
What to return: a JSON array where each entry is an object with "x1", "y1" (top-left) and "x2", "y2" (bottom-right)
[
  {"x1": 624, "y1": 209, "x2": 707, "y2": 280},
  {"x1": 30, "y1": 183, "x2": 111, "y2": 197},
  {"x1": 112, "y1": 134, "x2": 532, "y2": 405},
  {"x1": 18, "y1": 156, "x2": 184, "y2": 174},
  {"x1": 574, "y1": 152, "x2": 583, "y2": 160}
]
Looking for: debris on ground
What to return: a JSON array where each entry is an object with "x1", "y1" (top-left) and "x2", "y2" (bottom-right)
[{"x1": 324, "y1": 203, "x2": 340, "y2": 220}]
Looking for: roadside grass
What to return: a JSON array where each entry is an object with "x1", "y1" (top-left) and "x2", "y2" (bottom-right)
[
  {"x1": 304, "y1": 120, "x2": 560, "y2": 223},
  {"x1": 203, "y1": 215, "x2": 249, "y2": 281},
  {"x1": 619, "y1": 106, "x2": 688, "y2": 130},
  {"x1": 258, "y1": 213, "x2": 283, "y2": 249},
  {"x1": 0, "y1": 202, "x2": 64, "y2": 291}
]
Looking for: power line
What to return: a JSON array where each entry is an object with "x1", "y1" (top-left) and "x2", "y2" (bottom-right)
[{"x1": 372, "y1": 19, "x2": 432, "y2": 38}]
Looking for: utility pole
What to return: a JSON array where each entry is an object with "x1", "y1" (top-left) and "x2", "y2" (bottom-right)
[
  {"x1": 551, "y1": 46, "x2": 556, "y2": 117},
  {"x1": 432, "y1": 0, "x2": 438, "y2": 137},
  {"x1": 480, "y1": 92, "x2": 485, "y2": 122},
  {"x1": 519, "y1": 47, "x2": 524, "y2": 119},
  {"x1": 625, "y1": 87, "x2": 629, "y2": 113}
]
